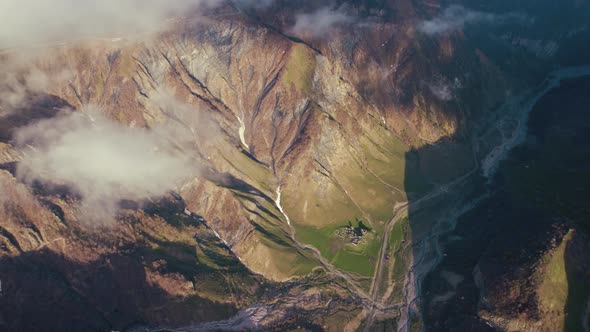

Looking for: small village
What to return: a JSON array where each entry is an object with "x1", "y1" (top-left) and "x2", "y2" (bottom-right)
[{"x1": 335, "y1": 219, "x2": 371, "y2": 245}]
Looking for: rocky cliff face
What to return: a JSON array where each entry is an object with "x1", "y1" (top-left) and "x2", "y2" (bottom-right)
[{"x1": 1, "y1": 0, "x2": 589, "y2": 331}]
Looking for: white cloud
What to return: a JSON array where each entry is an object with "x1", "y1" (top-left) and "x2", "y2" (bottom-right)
[
  {"x1": 0, "y1": 57, "x2": 72, "y2": 115},
  {"x1": 0, "y1": 0, "x2": 246, "y2": 49},
  {"x1": 428, "y1": 82, "x2": 454, "y2": 101},
  {"x1": 427, "y1": 77, "x2": 462, "y2": 101},
  {"x1": 0, "y1": 69, "x2": 47, "y2": 114},
  {"x1": 419, "y1": 5, "x2": 526, "y2": 35},
  {"x1": 14, "y1": 106, "x2": 200, "y2": 221},
  {"x1": 290, "y1": 6, "x2": 354, "y2": 38}
]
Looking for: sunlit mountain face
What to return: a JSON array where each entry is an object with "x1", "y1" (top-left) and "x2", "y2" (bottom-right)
[{"x1": 0, "y1": 1, "x2": 589, "y2": 331}]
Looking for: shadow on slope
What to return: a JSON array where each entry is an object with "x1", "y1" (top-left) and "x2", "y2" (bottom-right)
[
  {"x1": 408, "y1": 75, "x2": 590, "y2": 332},
  {"x1": 0, "y1": 94, "x2": 72, "y2": 143},
  {"x1": 0, "y1": 191, "x2": 267, "y2": 332},
  {"x1": 0, "y1": 247, "x2": 240, "y2": 332}
]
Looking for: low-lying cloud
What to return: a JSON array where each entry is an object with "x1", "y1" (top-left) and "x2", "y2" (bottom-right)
[
  {"x1": 0, "y1": 67, "x2": 49, "y2": 114},
  {"x1": 0, "y1": 0, "x2": 275, "y2": 49},
  {"x1": 419, "y1": 5, "x2": 527, "y2": 35},
  {"x1": 0, "y1": 57, "x2": 72, "y2": 115},
  {"x1": 290, "y1": 6, "x2": 354, "y2": 37},
  {"x1": 427, "y1": 77, "x2": 463, "y2": 101},
  {"x1": 428, "y1": 82, "x2": 454, "y2": 101},
  {"x1": 14, "y1": 107, "x2": 199, "y2": 221}
]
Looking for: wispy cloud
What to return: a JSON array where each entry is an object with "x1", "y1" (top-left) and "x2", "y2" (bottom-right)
[
  {"x1": 0, "y1": 57, "x2": 72, "y2": 115},
  {"x1": 428, "y1": 82, "x2": 454, "y2": 101},
  {"x1": 290, "y1": 6, "x2": 355, "y2": 38},
  {"x1": 14, "y1": 105, "x2": 202, "y2": 221},
  {"x1": 0, "y1": 68, "x2": 49, "y2": 114},
  {"x1": 426, "y1": 77, "x2": 463, "y2": 101},
  {"x1": 418, "y1": 5, "x2": 527, "y2": 35},
  {"x1": 0, "y1": 0, "x2": 271, "y2": 49}
]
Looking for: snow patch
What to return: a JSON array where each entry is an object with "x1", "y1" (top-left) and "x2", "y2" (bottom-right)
[
  {"x1": 236, "y1": 115, "x2": 249, "y2": 149},
  {"x1": 212, "y1": 228, "x2": 229, "y2": 246},
  {"x1": 185, "y1": 208, "x2": 228, "y2": 246},
  {"x1": 275, "y1": 186, "x2": 291, "y2": 226}
]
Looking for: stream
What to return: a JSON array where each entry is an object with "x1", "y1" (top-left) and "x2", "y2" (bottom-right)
[{"x1": 418, "y1": 66, "x2": 590, "y2": 331}]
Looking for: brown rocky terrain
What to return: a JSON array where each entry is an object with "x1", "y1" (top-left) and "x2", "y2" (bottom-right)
[{"x1": 1, "y1": 0, "x2": 590, "y2": 331}]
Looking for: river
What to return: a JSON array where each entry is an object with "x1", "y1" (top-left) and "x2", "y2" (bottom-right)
[{"x1": 420, "y1": 67, "x2": 590, "y2": 331}]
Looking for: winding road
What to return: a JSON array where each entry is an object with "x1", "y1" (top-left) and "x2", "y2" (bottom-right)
[{"x1": 163, "y1": 64, "x2": 590, "y2": 332}]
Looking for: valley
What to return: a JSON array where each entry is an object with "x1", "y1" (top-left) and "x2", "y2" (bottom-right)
[
  {"x1": 0, "y1": 1, "x2": 589, "y2": 331},
  {"x1": 421, "y1": 73, "x2": 590, "y2": 331}
]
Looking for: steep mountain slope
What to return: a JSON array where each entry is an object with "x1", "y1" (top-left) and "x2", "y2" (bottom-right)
[{"x1": 0, "y1": 0, "x2": 589, "y2": 331}]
